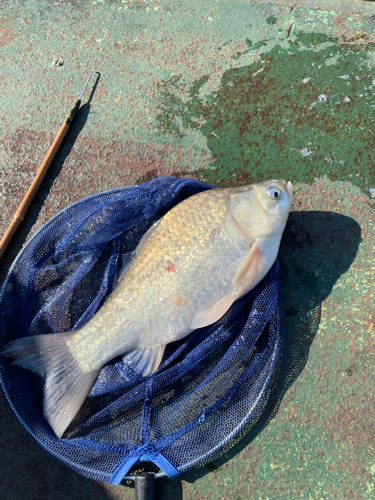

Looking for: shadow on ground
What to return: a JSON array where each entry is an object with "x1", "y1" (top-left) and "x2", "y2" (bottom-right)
[
  {"x1": 0, "y1": 393, "x2": 114, "y2": 500},
  {"x1": 0, "y1": 211, "x2": 361, "y2": 500},
  {"x1": 153, "y1": 210, "x2": 361, "y2": 496}
]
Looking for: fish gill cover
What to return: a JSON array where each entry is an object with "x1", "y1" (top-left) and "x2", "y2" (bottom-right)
[{"x1": 0, "y1": 177, "x2": 283, "y2": 484}]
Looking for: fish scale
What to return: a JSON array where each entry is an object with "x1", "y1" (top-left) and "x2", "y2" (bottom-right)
[{"x1": 68, "y1": 189, "x2": 247, "y2": 373}]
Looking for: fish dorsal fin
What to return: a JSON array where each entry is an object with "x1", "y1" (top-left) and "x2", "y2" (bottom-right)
[
  {"x1": 234, "y1": 241, "x2": 263, "y2": 295},
  {"x1": 122, "y1": 345, "x2": 166, "y2": 377},
  {"x1": 136, "y1": 218, "x2": 163, "y2": 253},
  {"x1": 190, "y1": 294, "x2": 238, "y2": 330}
]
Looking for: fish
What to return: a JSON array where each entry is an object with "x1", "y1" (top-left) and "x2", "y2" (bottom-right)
[{"x1": 1, "y1": 179, "x2": 293, "y2": 438}]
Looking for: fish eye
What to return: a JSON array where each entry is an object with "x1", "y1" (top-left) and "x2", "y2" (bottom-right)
[{"x1": 266, "y1": 186, "x2": 281, "y2": 200}]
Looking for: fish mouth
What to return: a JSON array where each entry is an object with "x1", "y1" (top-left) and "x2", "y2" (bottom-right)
[{"x1": 285, "y1": 181, "x2": 294, "y2": 200}]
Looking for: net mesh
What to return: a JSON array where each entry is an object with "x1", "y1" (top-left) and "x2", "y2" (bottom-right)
[{"x1": 0, "y1": 177, "x2": 283, "y2": 484}]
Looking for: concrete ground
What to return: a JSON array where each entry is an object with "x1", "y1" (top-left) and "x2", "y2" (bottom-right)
[{"x1": 0, "y1": 0, "x2": 374, "y2": 498}]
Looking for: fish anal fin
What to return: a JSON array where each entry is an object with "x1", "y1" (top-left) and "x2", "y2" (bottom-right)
[
  {"x1": 234, "y1": 241, "x2": 264, "y2": 295},
  {"x1": 190, "y1": 294, "x2": 238, "y2": 330},
  {"x1": 122, "y1": 345, "x2": 166, "y2": 377}
]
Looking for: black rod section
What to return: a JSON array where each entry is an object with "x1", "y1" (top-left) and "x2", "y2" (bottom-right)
[{"x1": 134, "y1": 473, "x2": 155, "y2": 500}]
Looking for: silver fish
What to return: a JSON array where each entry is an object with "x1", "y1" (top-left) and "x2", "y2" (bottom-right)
[{"x1": 1, "y1": 179, "x2": 293, "y2": 437}]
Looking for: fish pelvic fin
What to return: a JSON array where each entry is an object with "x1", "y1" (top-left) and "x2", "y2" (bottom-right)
[
  {"x1": 122, "y1": 345, "x2": 166, "y2": 377},
  {"x1": 1, "y1": 333, "x2": 100, "y2": 438}
]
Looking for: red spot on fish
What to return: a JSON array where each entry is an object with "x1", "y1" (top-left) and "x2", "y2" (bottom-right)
[
  {"x1": 171, "y1": 295, "x2": 184, "y2": 307},
  {"x1": 166, "y1": 260, "x2": 176, "y2": 272}
]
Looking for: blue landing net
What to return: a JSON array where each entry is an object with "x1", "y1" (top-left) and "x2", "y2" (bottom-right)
[{"x1": 0, "y1": 177, "x2": 283, "y2": 484}]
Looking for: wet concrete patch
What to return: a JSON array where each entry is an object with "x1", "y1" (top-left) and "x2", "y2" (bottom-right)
[{"x1": 157, "y1": 32, "x2": 375, "y2": 198}]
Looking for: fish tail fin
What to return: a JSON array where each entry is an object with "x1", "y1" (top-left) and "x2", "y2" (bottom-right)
[{"x1": 1, "y1": 333, "x2": 100, "y2": 438}]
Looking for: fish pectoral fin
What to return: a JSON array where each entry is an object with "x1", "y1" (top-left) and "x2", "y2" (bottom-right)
[
  {"x1": 190, "y1": 294, "x2": 238, "y2": 330},
  {"x1": 234, "y1": 241, "x2": 264, "y2": 295},
  {"x1": 122, "y1": 345, "x2": 166, "y2": 377}
]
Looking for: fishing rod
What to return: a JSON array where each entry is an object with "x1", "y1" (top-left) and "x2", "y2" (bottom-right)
[{"x1": 0, "y1": 69, "x2": 95, "y2": 260}]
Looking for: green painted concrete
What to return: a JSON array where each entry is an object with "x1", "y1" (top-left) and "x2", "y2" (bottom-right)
[
  {"x1": 157, "y1": 31, "x2": 375, "y2": 196},
  {"x1": 0, "y1": 0, "x2": 374, "y2": 499}
]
